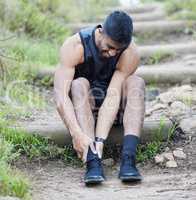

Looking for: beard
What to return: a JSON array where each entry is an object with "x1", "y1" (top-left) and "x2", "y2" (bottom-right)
[{"x1": 97, "y1": 49, "x2": 110, "y2": 61}]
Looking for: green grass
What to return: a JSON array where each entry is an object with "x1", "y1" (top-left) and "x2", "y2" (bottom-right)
[
  {"x1": 142, "y1": 0, "x2": 196, "y2": 20},
  {"x1": 145, "y1": 50, "x2": 175, "y2": 65},
  {"x1": 137, "y1": 141, "x2": 162, "y2": 162},
  {"x1": 0, "y1": 115, "x2": 81, "y2": 164},
  {"x1": 2, "y1": 35, "x2": 59, "y2": 68},
  {"x1": 0, "y1": 113, "x2": 81, "y2": 198},
  {"x1": 0, "y1": 0, "x2": 119, "y2": 42},
  {"x1": 137, "y1": 117, "x2": 176, "y2": 162},
  {"x1": 0, "y1": 0, "x2": 70, "y2": 43},
  {"x1": 0, "y1": 137, "x2": 30, "y2": 199},
  {"x1": 32, "y1": 0, "x2": 119, "y2": 23},
  {"x1": 0, "y1": 162, "x2": 31, "y2": 200},
  {"x1": 165, "y1": 0, "x2": 196, "y2": 20}
]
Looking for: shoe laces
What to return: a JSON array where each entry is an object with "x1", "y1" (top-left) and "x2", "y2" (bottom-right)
[
  {"x1": 87, "y1": 156, "x2": 102, "y2": 170},
  {"x1": 122, "y1": 154, "x2": 136, "y2": 167}
]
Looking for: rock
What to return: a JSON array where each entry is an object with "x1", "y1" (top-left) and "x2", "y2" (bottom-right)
[
  {"x1": 186, "y1": 60, "x2": 196, "y2": 66},
  {"x1": 146, "y1": 103, "x2": 167, "y2": 116},
  {"x1": 153, "y1": 103, "x2": 167, "y2": 111},
  {"x1": 183, "y1": 54, "x2": 196, "y2": 61},
  {"x1": 169, "y1": 101, "x2": 189, "y2": 117},
  {"x1": 146, "y1": 88, "x2": 160, "y2": 101},
  {"x1": 165, "y1": 147, "x2": 170, "y2": 152},
  {"x1": 180, "y1": 117, "x2": 196, "y2": 134},
  {"x1": 157, "y1": 85, "x2": 193, "y2": 104},
  {"x1": 173, "y1": 149, "x2": 187, "y2": 160},
  {"x1": 145, "y1": 109, "x2": 152, "y2": 116},
  {"x1": 155, "y1": 154, "x2": 165, "y2": 164},
  {"x1": 163, "y1": 152, "x2": 175, "y2": 161},
  {"x1": 166, "y1": 160, "x2": 178, "y2": 168},
  {"x1": 102, "y1": 158, "x2": 114, "y2": 167},
  {"x1": 158, "y1": 91, "x2": 175, "y2": 104},
  {"x1": 178, "y1": 85, "x2": 193, "y2": 92}
]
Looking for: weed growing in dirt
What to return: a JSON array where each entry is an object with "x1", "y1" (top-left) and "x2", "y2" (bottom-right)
[
  {"x1": 146, "y1": 50, "x2": 175, "y2": 65},
  {"x1": 0, "y1": 138, "x2": 30, "y2": 199},
  {"x1": 136, "y1": 117, "x2": 176, "y2": 162}
]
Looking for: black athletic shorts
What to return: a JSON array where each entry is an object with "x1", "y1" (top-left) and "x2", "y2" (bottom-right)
[
  {"x1": 90, "y1": 81, "x2": 107, "y2": 108},
  {"x1": 90, "y1": 81, "x2": 123, "y2": 125}
]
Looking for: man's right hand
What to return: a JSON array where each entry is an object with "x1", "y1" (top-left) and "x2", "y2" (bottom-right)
[{"x1": 72, "y1": 132, "x2": 97, "y2": 162}]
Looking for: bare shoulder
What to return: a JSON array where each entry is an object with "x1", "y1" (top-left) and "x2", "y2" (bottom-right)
[
  {"x1": 116, "y1": 41, "x2": 140, "y2": 73},
  {"x1": 60, "y1": 33, "x2": 84, "y2": 66},
  {"x1": 123, "y1": 41, "x2": 140, "y2": 58}
]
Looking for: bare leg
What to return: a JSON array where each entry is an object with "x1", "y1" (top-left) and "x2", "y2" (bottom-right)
[
  {"x1": 71, "y1": 78, "x2": 95, "y2": 140},
  {"x1": 118, "y1": 75, "x2": 145, "y2": 182},
  {"x1": 122, "y1": 75, "x2": 145, "y2": 137}
]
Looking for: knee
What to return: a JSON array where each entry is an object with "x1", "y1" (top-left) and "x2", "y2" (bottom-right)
[
  {"x1": 71, "y1": 77, "x2": 90, "y2": 97},
  {"x1": 125, "y1": 75, "x2": 145, "y2": 90}
]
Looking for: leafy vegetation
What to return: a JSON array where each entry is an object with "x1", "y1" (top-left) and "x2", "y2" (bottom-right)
[
  {"x1": 146, "y1": 50, "x2": 175, "y2": 65},
  {"x1": 142, "y1": 0, "x2": 196, "y2": 20},
  {"x1": 0, "y1": 137, "x2": 30, "y2": 199},
  {"x1": 165, "y1": 0, "x2": 196, "y2": 20}
]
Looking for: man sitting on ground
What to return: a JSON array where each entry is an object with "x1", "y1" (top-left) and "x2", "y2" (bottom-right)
[{"x1": 54, "y1": 10, "x2": 145, "y2": 184}]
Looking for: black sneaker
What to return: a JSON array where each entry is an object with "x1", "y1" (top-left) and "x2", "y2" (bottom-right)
[
  {"x1": 119, "y1": 153, "x2": 142, "y2": 182},
  {"x1": 84, "y1": 148, "x2": 105, "y2": 184}
]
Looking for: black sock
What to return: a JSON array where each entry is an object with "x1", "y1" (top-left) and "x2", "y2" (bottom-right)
[{"x1": 122, "y1": 135, "x2": 140, "y2": 157}]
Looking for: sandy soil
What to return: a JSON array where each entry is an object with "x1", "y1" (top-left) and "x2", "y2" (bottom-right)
[{"x1": 17, "y1": 157, "x2": 196, "y2": 200}]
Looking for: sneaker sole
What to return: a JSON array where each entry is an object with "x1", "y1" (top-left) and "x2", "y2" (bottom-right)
[
  {"x1": 84, "y1": 177, "x2": 105, "y2": 184},
  {"x1": 119, "y1": 175, "x2": 143, "y2": 182}
]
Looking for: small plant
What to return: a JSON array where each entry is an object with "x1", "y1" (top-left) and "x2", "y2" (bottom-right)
[
  {"x1": 0, "y1": 137, "x2": 30, "y2": 199},
  {"x1": 137, "y1": 141, "x2": 162, "y2": 162},
  {"x1": 0, "y1": 162, "x2": 31, "y2": 199},
  {"x1": 146, "y1": 50, "x2": 174, "y2": 65},
  {"x1": 136, "y1": 117, "x2": 176, "y2": 163}
]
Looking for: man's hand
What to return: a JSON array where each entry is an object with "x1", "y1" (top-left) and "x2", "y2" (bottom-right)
[{"x1": 72, "y1": 132, "x2": 97, "y2": 162}]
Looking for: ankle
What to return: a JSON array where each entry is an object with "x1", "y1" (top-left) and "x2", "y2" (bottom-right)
[{"x1": 122, "y1": 134, "x2": 140, "y2": 156}]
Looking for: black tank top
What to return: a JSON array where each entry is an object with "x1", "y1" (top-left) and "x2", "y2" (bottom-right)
[{"x1": 74, "y1": 25, "x2": 123, "y2": 90}]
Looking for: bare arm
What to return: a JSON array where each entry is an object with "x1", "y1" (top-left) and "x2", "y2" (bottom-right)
[
  {"x1": 54, "y1": 34, "x2": 96, "y2": 161},
  {"x1": 54, "y1": 34, "x2": 83, "y2": 137},
  {"x1": 95, "y1": 42, "x2": 140, "y2": 140}
]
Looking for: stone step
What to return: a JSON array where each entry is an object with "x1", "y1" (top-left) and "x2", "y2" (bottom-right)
[
  {"x1": 139, "y1": 42, "x2": 196, "y2": 58},
  {"x1": 36, "y1": 64, "x2": 196, "y2": 85},
  {"x1": 36, "y1": 42, "x2": 196, "y2": 83},
  {"x1": 66, "y1": 20, "x2": 196, "y2": 36},
  {"x1": 105, "y1": 3, "x2": 160, "y2": 14},
  {"x1": 97, "y1": 7, "x2": 165, "y2": 22},
  {"x1": 18, "y1": 112, "x2": 173, "y2": 146},
  {"x1": 136, "y1": 65, "x2": 196, "y2": 84}
]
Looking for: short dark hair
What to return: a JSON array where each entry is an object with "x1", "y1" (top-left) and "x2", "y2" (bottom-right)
[{"x1": 103, "y1": 10, "x2": 133, "y2": 47}]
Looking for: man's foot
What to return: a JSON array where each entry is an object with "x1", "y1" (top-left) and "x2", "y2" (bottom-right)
[
  {"x1": 119, "y1": 153, "x2": 142, "y2": 182},
  {"x1": 84, "y1": 147, "x2": 105, "y2": 184}
]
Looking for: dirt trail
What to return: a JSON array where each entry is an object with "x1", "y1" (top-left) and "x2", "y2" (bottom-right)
[{"x1": 18, "y1": 159, "x2": 196, "y2": 200}]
